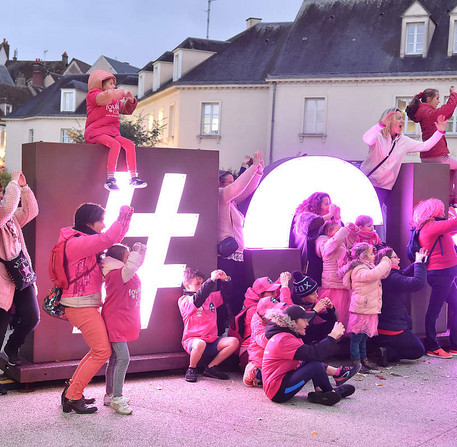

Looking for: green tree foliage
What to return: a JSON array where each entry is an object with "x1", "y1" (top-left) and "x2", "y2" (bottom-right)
[{"x1": 68, "y1": 114, "x2": 166, "y2": 147}]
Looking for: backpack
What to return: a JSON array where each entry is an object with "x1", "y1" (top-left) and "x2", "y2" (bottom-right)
[
  {"x1": 406, "y1": 228, "x2": 442, "y2": 263},
  {"x1": 48, "y1": 234, "x2": 80, "y2": 289}
]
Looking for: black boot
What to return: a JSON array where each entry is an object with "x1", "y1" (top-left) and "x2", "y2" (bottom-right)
[
  {"x1": 0, "y1": 383, "x2": 7, "y2": 395},
  {"x1": 4, "y1": 344, "x2": 21, "y2": 367},
  {"x1": 62, "y1": 381, "x2": 95, "y2": 405},
  {"x1": 62, "y1": 397, "x2": 98, "y2": 414}
]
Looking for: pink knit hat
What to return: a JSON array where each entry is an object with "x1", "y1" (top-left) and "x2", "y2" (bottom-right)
[{"x1": 88, "y1": 69, "x2": 116, "y2": 91}]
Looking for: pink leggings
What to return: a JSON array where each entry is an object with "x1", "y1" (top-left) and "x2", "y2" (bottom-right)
[
  {"x1": 64, "y1": 307, "x2": 111, "y2": 400},
  {"x1": 94, "y1": 134, "x2": 137, "y2": 175}
]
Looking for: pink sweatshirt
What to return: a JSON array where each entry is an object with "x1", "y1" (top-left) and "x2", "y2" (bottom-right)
[
  {"x1": 218, "y1": 164, "x2": 262, "y2": 254},
  {"x1": 0, "y1": 181, "x2": 38, "y2": 311}
]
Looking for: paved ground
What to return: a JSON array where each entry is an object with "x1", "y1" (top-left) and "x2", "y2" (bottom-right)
[{"x1": 2, "y1": 353, "x2": 457, "y2": 447}]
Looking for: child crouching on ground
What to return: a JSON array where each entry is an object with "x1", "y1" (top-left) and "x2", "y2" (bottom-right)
[
  {"x1": 179, "y1": 268, "x2": 239, "y2": 382},
  {"x1": 101, "y1": 242, "x2": 147, "y2": 415},
  {"x1": 262, "y1": 305, "x2": 355, "y2": 405},
  {"x1": 243, "y1": 272, "x2": 293, "y2": 387}
]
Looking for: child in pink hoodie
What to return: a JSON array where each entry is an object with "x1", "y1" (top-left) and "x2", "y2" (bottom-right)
[
  {"x1": 101, "y1": 242, "x2": 147, "y2": 415},
  {"x1": 85, "y1": 69, "x2": 147, "y2": 191}
]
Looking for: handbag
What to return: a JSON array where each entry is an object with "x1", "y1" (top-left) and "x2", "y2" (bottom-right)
[
  {"x1": 218, "y1": 236, "x2": 239, "y2": 258},
  {"x1": 42, "y1": 262, "x2": 97, "y2": 320},
  {"x1": 0, "y1": 250, "x2": 36, "y2": 291},
  {"x1": 42, "y1": 285, "x2": 67, "y2": 320}
]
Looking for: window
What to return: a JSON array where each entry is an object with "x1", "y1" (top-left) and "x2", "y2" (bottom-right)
[
  {"x1": 444, "y1": 96, "x2": 457, "y2": 135},
  {"x1": 28, "y1": 129, "x2": 34, "y2": 143},
  {"x1": 158, "y1": 108, "x2": 164, "y2": 128},
  {"x1": 303, "y1": 98, "x2": 325, "y2": 134},
  {"x1": 148, "y1": 112, "x2": 155, "y2": 131},
  {"x1": 448, "y1": 10, "x2": 457, "y2": 56},
  {"x1": 60, "y1": 89, "x2": 75, "y2": 112},
  {"x1": 153, "y1": 64, "x2": 160, "y2": 91},
  {"x1": 168, "y1": 105, "x2": 175, "y2": 138},
  {"x1": 173, "y1": 51, "x2": 182, "y2": 82},
  {"x1": 200, "y1": 103, "x2": 220, "y2": 135},
  {"x1": 396, "y1": 97, "x2": 417, "y2": 135},
  {"x1": 1, "y1": 104, "x2": 11, "y2": 116},
  {"x1": 61, "y1": 129, "x2": 72, "y2": 143},
  {"x1": 138, "y1": 73, "x2": 145, "y2": 98},
  {"x1": 405, "y1": 22, "x2": 424, "y2": 55}
]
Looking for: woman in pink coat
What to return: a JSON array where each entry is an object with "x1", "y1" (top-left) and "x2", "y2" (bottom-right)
[
  {"x1": 60, "y1": 203, "x2": 132, "y2": 414},
  {"x1": 340, "y1": 242, "x2": 391, "y2": 372},
  {"x1": 0, "y1": 171, "x2": 39, "y2": 395},
  {"x1": 406, "y1": 87, "x2": 457, "y2": 205}
]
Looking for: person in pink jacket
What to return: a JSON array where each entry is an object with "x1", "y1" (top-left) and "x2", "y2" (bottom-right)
[
  {"x1": 0, "y1": 171, "x2": 39, "y2": 394},
  {"x1": 412, "y1": 198, "x2": 457, "y2": 358},
  {"x1": 407, "y1": 87, "x2": 457, "y2": 205},
  {"x1": 340, "y1": 242, "x2": 391, "y2": 372},
  {"x1": 101, "y1": 241, "x2": 146, "y2": 415},
  {"x1": 217, "y1": 151, "x2": 264, "y2": 330},
  {"x1": 243, "y1": 272, "x2": 292, "y2": 387},
  {"x1": 61, "y1": 203, "x2": 132, "y2": 414},
  {"x1": 85, "y1": 69, "x2": 147, "y2": 191}
]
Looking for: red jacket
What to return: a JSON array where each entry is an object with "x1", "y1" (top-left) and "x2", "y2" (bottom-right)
[
  {"x1": 412, "y1": 92, "x2": 457, "y2": 159},
  {"x1": 419, "y1": 218, "x2": 457, "y2": 271}
]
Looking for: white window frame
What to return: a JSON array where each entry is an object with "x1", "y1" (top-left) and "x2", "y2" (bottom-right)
[
  {"x1": 138, "y1": 73, "x2": 145, "y2": 98},
  {"x1": 444, "y1": 96, "x2": 457, "y2": 135},
  {"x1": 173, "y1": 50, "x2": 182, "y2": 82},
  {"x1": 200, "y1": 102, "x2": 220, "y2": 136},
  {"x1": 60, "y1": 89, "x2": 76, "y2": 112},
  {"x1": 396, "y1": 96, "x2": 418, "y2": 136},
  {"x1": 400, "y1": 2, "x2": 434, "y2": 58},
  {"x1": 168, "y1": 104, "x2": 175, "y2": 138},
  {"x1": 302, "y1": 97, "x2": 326, "y2": 136},
  {"x1": 448, "y1": 9, "x2": 457, "y2": 56},
  {"x1": 153, "y1": 63, "x2": 161, "y2": 91},
  {"x1": 61, "y1": 128, "x2": 72, "y2": 143},
  {"x1": 405, "y1": 22, "x2": 425, "y2": 55},
  {"x1": 148, "y1": 112, "x2": 155, "y2": 131},
  {"x1": 28, "y1": 129, "x2": 34, "y2": 143}
]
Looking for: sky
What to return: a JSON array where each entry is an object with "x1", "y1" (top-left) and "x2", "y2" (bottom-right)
[{"x1": 3, "y1": 0, "x2": 304, "y2": 69}]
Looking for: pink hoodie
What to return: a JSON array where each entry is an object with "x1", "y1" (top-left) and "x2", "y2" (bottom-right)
[
  {"x1": 60, "y1": 217, "x2": 130, "y2": 306},
  {"x1": 84, "y1": 69, "x2": 137, "y2": 143}
]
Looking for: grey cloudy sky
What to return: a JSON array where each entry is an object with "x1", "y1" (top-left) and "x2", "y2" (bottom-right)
[{"x1": 4, "y1": 0, "x2": 304, "y2": 69}]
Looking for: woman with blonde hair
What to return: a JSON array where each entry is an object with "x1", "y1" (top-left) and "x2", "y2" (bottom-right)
[{"x1": 411, "y1": 198, "x2": 457, "y2": 358}]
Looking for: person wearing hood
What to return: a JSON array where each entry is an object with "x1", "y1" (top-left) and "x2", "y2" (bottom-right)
[
  {"x1": 60, "y1": 203, "x2": 133, "y2": 414},
  {"x1": 85, "y1": 69, "x2": 147, "y2": 191},
  {"x1": 339, "y1": 242, "x2": 391, "y2": 372},
  {"x1": 101, "y1": 242, "x2": 147, "y2": 415},
  {"x1": 242, "y1": 272, "x2": 293, "y2": 387},
  {"x1": 0, "y1": 171, "x2": 38, "y2": 395},
  {"x1": 262, "y1": 305, "x2": 355, "y2": 405}
]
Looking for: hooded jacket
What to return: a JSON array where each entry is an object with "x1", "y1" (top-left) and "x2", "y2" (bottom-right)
[
  {"x1": 411, "y1": 92, "x2": 457, "y2": 159},
  {"x1": 0, "y1": 181, "x2": 38, "y2": 311},
  {"x1": 59, "y1": 217, "x2": 130, "y2": 307},
  {"x1": 342, "y1": 258, "x2": 391, "y2": 315},
  {"x1": 84, "y1": 69, "x2": 137, "y2": 142}
]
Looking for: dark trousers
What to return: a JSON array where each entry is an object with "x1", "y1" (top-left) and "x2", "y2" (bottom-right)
[
  {"x1": 272, "y1": 361, "x2": 332, "y2": 403},
  {"x1": 425, "y1": 266, "x2": 457, "y2": 351},
  {"x1": 350, "y1": 333, "x2": 369, "y2": 361},
  {"x1": 0, "y1": 285, "x2": 40, "y2": 352},
  {"x1": 374, "y1": 187, "x2": 390, "y2": 242},
  {"x1": 376, "y1": 330, "x2": 425, "y2": 361}
]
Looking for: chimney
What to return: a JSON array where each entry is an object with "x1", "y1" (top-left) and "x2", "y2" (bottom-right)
[
  {"x1": 32, "y1": 58, "x2": 44, "y2": 87},
  {"x1": 246, "y1": 17, "x2": 262, "y2": 29},
  {"x1": 1, "y1": 38, "x2": 9, "y2": 60},
  {"x1": 62, "y1": 51, "x2": 68, "y2": 66},
  {"x1": 13, "y1": 48, "x2": 17, "y2": 61}
]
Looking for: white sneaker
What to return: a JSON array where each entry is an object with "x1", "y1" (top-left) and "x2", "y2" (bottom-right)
[
  {"x1": 110, "y1": 396, "x2": 133, "y2": 415},
  {"x1": 104, "y1": 394, "x2": 130, "y2": 406}
]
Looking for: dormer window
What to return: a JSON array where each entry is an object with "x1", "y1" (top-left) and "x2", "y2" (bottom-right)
[
  {"x1": 400, "y1": 2, "x2": 435, "y2": 58},
  {"x1": 153, "y1": 64, "x2": 161, "y2": 91},
  {"x1": 138, "y1": 73, "x2": 145, "y2": 98},
  {"x1": 60, "y1": 89, "x2": 75, "y2": 112},
  {"x1": 173, "y1": 51, "x2": 182, "y2": 82},
  {"x1": 447, "y1": 7, "x2": 457, "y2": 56}
]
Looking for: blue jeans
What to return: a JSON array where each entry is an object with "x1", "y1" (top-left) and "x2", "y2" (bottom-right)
[
  {"x1": 376, "y1": 330, "x2": 425, "y2": 361},
  {"x1": 350, "y1": 333, "x2": 368, "y2": 361},
  {"x1": 425, "y1": 265, "x2": 457, "y2": 351}
]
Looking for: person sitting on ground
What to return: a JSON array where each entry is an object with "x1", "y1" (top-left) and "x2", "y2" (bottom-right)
[
  {"x1": 374, "y1": 246, "x2": 427, "y2": 367},
  {"x1": 243, "y1": 272, "x2": 293, "y2": 387},
  {"x1": 178, "y1": 268, "x2": 239, "y2": 382},
  {"x1": 262, "y1": 305, "x2": 355, "y2": 405},
  {"x1": 235, "y1": 272, "x2": 292, "y2": 369}
]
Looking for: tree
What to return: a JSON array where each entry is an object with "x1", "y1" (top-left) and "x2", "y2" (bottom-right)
[{"x1": 67, "y1": 114, "x2": 166, "y2": 147}]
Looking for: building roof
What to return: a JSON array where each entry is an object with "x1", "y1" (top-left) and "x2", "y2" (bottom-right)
[
  {"x1": 174, "y1": 37, "x2": 229, "y2": 53},
  {"x1": 270, "y1": 0, "x2": 457, "y2": 78},
  {"x1": 103, "y1": 56, "x2": 140, "y2": 74},
  {"x1": 6, "y1": 73, "x2": 137, "y2": 118},
  {"x1": 0, "y1": 66, "x2": 14, "y2": 86},
  {"x1": 156, "y1": 51, "x2": 174, "y2": 63},
  {"x1": 5, "y1": 58, "x2": 68, "y2": 83}
]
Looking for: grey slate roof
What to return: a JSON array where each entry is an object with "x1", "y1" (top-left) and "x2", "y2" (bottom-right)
[
  {"x1": 0, "y1": 66, "x2": 14, "y2": 86},
  {"x1": 103, "y1": 56, "x2": 140, "y2": 74},
  {"x1": 174, "y1": 37, "x2": 229, "y2": 53},
  {"x1": 6, "y1": 73, "x2": 137, "y2": 118},
  {"x1": 156, "y1": 51, "x2": 174, "y2": 63}
]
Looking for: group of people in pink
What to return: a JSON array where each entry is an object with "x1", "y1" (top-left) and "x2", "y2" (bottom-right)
[{"x1": 1, "y1": 81, "x2": 456, "y2": 412}]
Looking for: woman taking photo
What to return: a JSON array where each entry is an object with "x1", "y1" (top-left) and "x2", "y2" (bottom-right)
[
  {"x1": 0, "y1": 171, "x2": 39, "y2": 395},
  {"x1": 60, "y1": 203, "x2": 132, "y2": 413},
  {"x1": 406, "y1": 87, "x2": 457, "y2": 206},
  {"x1": 411, "y1": 198, "x2": 457, "y2": 359},
  {"x1": 374, "y1": 246, "x2": 427, "y2": 366}
]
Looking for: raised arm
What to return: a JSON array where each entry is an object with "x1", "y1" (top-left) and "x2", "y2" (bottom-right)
[
  {"x1": 354, "y1": 257, "x2": 392, "y2": 283},
  {"x1": 95, "y1": 88, "x2": 125, "y2": 106},
  {"x1": 14, "y1": 177, "x2": 39, "y2": 228},
  {"x1": 121, "y1": 243, "x2": 147, "y2": 283}
]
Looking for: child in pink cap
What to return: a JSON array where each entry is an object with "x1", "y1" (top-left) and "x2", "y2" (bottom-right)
[{"x1": 85, "y1": 69, "x2": 147, "y2": 191}]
